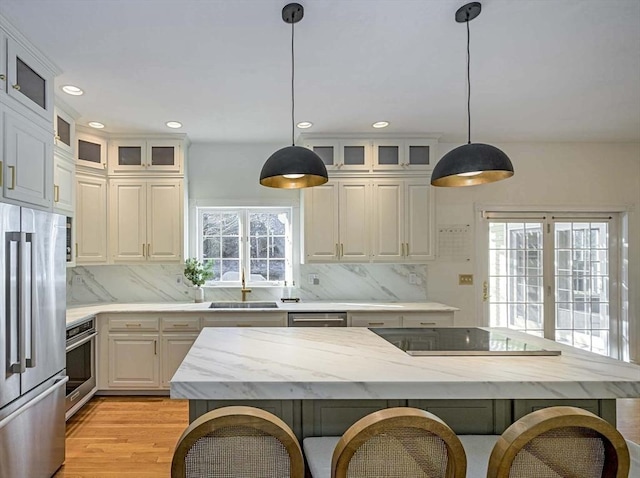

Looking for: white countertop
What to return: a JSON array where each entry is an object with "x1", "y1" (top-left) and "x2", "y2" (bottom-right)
[
  {"x1": 170, "y1": 327, "x2": 640, "y2": 401},
  {"x1": 65, "y1": 301, "x2": 458, "y2": 327}
]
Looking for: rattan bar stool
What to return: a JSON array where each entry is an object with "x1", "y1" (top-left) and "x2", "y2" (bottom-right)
[
  {"x1": 304, "y1": 407, "x2": 467, "y2": 478},
  {"x1": 171, "y1": 405, "x2": 304, "y2": 478},
  {"x1": 487, "y1": 406, "x2": 631, "y2": 478}
]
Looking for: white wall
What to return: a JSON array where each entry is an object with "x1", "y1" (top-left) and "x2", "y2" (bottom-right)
[
  {"x1": 187, "y1": 141, "x2": 640, "y2": 361},
  {"x1": 430, "y1": 142, "x2": 640, "y2": 362}
]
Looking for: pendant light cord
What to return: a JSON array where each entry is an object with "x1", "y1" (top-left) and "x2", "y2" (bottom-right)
[
  {"x1": 291, "y1": 19, "x2": 295, "y2": 146},
  {"x1": 466, "y1": 15, "x2": 471, "y2": 145}
]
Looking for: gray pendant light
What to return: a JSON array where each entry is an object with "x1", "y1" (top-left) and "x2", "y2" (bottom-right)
[
  {"x1": 431, "y1": 2, "x2": 514, "y2": 187},
  {"x1": 260, "y1": 3, "x2": 328, "y2": 189}
]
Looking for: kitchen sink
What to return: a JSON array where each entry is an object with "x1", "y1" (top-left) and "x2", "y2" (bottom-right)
[{"x1": 209, "y1": 301, "x2": 279, "y2": 309}]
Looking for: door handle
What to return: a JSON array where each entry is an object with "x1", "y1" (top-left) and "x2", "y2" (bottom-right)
[
  {"x1": 8, "y1": 165, "x2": 16, "y2": 190},
  {"x1": 7, "y1": 232, "x2": 23, "y2": 373},
  {"x1": 25, "y1": 233, "x2": 36, "y2": 368}
]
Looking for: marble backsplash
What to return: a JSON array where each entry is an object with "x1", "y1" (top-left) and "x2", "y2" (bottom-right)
[{"x1": 67, "y1": 263, "x2": 428, "y2": 305}]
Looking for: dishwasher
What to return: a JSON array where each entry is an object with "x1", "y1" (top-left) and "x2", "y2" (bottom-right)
[{"x1": 287, "y1": 312, "x2": 347, "y2": 327}]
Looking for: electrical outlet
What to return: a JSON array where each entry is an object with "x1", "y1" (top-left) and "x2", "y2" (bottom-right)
[
  {"x1": 409, "y1": 273, "x2": 418, "y2": 284},
  {"x1": 308, "y1": 273, "x2": 318, "y2": 285},
  {"x1": 73, "y1": 275, "x2": 83, "y2": 285},
  {"x1": 459, "y1": 274, "x2": 473, "y2": 285},
  {"x1": 175, "y1": 275, "x2": 183, "y2": 285}
]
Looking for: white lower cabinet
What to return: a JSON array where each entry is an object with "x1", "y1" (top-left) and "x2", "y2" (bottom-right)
[
  {"x1": 161, "y1": 334, "x2": 199, "y2": 388},
  {"x1": 202, "y1": 312, "x2": 287, "y2": 328},
  {"x1": 349, "y1": 312, "x2": 454, "y2": 328},
  {"x1": 350, "y1": 313, "x2": 403, "y2": 328},
  {"x1": 108, "y1": 334, "x2": 160, "y2": 388}
]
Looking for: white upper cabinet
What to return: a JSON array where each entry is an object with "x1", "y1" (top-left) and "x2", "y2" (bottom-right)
[
  {"x1": 303, "y1": 178, "x2": 370, "y2": 263},
  {"x1": 370, "y1": 177, "x2": 436, "y2": 263},
  {"x1": 4, "y1": 35, "x2": 55, "y2": 121},
  {"x1": 76, "y1": 130, "x2": 107, "y2": 171},
  {"x1": 302, "y1": 138, "x2": 372, "y2": 172},
  {"x1": 54, "y1": 105, "x2": 75, "y2": 157},
  {"x1": 1, "y1": 103, "x2": 53, "y2": 208},
  {"x1": 53, "y1": 153, "x2": 75, "y2": 214},
  {"x1": 373, "y1": 138, "x2": 437, "y2": 172},
  {"x1": 110, "y1": 178, "x2": 183, "y2": 263},
  {"x1": 108, "y1": 138, "x2": 183, "y2": 175},
  {"x1": 76, "y1": 172, "x2": 108, "y2": 264}
]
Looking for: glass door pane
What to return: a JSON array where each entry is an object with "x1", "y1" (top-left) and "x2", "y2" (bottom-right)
[
  {"x1": 489, "y1": 222, "x2": 544, "y2": 336},
  {"x1": 16, "y1": 57, "x2": 46, "y2": 110},
  {"x1": 554, "y1": 221, "x2": 610, "y2": 355},
  {"x1": 150, "y1": 146, "x2": 175, "y2": 166},
  {"x1": 118, "y1": 146, "x2": 142, "y2": 166}
]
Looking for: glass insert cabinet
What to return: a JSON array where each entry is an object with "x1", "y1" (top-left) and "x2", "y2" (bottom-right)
[
  {"x1": 301, "y1": 137, "x2": 437, "y2": 173},
  {"x1": 108, "y1": 139, "x2": 183, "y2": 174},
  {"x1": 4, "y1": 35, "x2": 54, "y2": 121}
]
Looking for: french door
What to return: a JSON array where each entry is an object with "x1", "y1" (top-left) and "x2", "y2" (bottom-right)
[{"x1": 482, "y1": 212, "x2": 619, "y2": 357}]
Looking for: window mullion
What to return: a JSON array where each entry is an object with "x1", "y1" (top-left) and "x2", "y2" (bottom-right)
[{"x1": 543, "y1": 218, "x2": 556, "y2": 341}]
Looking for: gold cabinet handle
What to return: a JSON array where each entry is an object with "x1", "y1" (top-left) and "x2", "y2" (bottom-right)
[
  {"x1": 154, "y1": 339, "x2": 157, "y2": 355},
  {"x1": 126, "y1": 323, "x2": 142, "y2": 328},
  {"x1": 483, "y1": 281, "x2": 489, "y2": 302},
  {"x1": 335, "y1": 243, "x2": 339, "y2": 257},
  {"x1": 54, "y1": 185, "x2": 60, "y2": 202},
  {"x1": 340, "y1": 243, "x2": 344, "y2": 257},
  {"x1": 142, "y1": 244, "x2": 146, "y2": 257},
  {"x1": 8, "y1": 165, "x2": 15, "y2": 190},
  {"x1": 0, "y1": 160, "x2": 3, "y2": 187},
  {"x1": 12, "y1": 84, "x2": 20, "y2": 91},
  {"x1": 75, "y1": 243, "x2": 78, "y2": 258},
  {"x1": 148, "y1": 243, "x2": 151, "y2": 257},
  {"x1": 401, "y1": 243, "x2": 405, "y2": 257},
  {"x1": 172, "y1": 323, "x2": 189, "y2": 328},
  {"x1": 420, "y1": 322, "x2": 437, "y2": 326},
  {"x1": 405, "y1": 243, "x2": 410, "y2": 256},
  {"x1": 368, "y1": 322, "x2": 385, "y2": 326}
]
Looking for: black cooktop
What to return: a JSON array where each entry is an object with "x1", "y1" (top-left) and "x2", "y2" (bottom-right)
[{"x1": 370, "y1": 327, "x2": 561, "y2": 356}]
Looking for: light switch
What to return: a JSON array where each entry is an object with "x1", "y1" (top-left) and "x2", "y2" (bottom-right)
[{"x1": 459, "y1": 274, "x2": 473, "y2": 285}]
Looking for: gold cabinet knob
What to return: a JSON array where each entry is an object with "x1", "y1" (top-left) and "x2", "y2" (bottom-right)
[
  {"x1": 0, "y1": 74, "x2": 6, "y2": 81},
  {"x1": 12, "y1": 84, "x2": 21, "y2": 91}
]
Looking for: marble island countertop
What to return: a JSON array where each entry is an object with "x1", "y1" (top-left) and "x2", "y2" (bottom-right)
[
  {"x1": 170, "y1": 327, "x2": 640, "y2": 401},
  {"x1": 65, "y1": 301, "x2": 458, "y2": 327}
]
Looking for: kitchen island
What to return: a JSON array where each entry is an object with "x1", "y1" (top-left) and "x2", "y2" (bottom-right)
[{"x1": 170, "y1": 327, "x2": 640, "y2": 438}]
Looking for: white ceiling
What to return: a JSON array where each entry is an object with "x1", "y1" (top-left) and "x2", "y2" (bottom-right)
[{"x1": 1, "y1": 0, "x2": 639, "y2": 144}]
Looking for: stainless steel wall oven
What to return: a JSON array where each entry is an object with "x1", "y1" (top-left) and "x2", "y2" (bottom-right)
[{"x1": 65, "y1": 317, "x2": 96, "y2": 417}]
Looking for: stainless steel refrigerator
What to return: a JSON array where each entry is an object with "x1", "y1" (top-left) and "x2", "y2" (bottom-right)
[{"x1": 0, "y1": 203, "x2": 67, "y2": 477}]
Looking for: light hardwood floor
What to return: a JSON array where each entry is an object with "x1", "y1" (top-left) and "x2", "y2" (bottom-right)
[{"x1": 54, "y1": 396, "x2": 640, "y2": 477}]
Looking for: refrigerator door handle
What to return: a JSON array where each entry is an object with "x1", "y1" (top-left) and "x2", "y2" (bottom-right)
[
  {"x1": 6, "y1": 232, "x2": 22, "y2": 374},
  {"x1": 9, "y1": 232, "x2": 26, "y2": 374},
  {"x1": 25, "y1": 233, "x2": 36, "y2": 369}
]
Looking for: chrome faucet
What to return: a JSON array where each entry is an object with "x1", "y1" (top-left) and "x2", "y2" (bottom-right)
[{"x1": 241, "y1": 269, "x2": 252, "y2": 302}]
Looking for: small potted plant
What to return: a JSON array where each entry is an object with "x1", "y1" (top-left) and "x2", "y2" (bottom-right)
[{"x1": 184, "y1": 258, "x2": 213, "y2": 303}]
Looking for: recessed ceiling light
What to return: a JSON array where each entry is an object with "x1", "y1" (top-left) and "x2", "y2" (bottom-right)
[
  {"x1": 61, "y1": 85, "x2": 84, "y2": 96},
  {"x1": 296, "y1": 121, "x2": 313, "y2": 129},
  {"x1": 372, "y1": 121, "x2": 390, "y2": 129},
  {"x1": 166, "y1": 121, "x2": 183, "y2": 129},
  {"x1": 88, "y1": 121, "x2": 105, "y2": 129}
]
